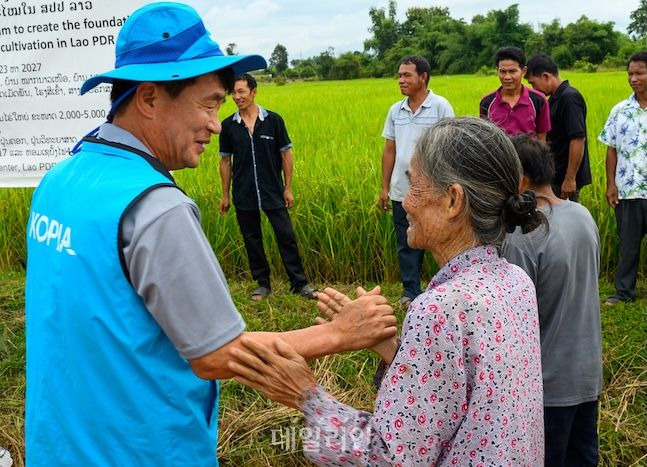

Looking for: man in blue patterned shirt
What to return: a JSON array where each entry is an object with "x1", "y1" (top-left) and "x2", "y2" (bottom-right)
[{"x1": 599, "y1": 51, "x2": 647, "y2": 305}]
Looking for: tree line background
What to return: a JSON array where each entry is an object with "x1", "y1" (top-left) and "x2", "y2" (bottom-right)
[{"x1": 229, "y1": 1, "x2": 647, "y2": 80}]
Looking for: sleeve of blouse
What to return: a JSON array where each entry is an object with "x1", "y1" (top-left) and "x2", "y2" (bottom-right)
[
  {"x1": 301, "y1": 290, "x2": 466, "y2": 466},
  {"x1": 301, "y1": 386, "x2": 392, "y2": 466}
]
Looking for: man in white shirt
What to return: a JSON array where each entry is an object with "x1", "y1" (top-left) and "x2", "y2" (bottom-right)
[{"x1": 379, "y1": 56, "x2": 454, "y2": 308}]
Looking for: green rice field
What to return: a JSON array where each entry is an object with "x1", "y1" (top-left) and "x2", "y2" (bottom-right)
[
  {"x1": 1, "y1": 73, "x2": 646, "y2": 466},
  {"x1": 0, "y1": 71, "x2": 644, "y2": 281}
]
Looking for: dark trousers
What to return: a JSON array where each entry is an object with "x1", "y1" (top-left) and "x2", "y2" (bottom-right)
[
  {"x1": 613, "y1": 199, "x2": 647, "y2": 301},
  {"x1": 235, "y1": 208, "x2": 307, "y2": 291},
  {"x1": 544, "y1": 400, "x2": 599, "y2": 467},
  {"x1": 392, "y1": 201, "x2": 424, "y2": 299}
]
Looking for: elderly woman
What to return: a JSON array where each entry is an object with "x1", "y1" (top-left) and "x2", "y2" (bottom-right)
[{"x1": 229, "y1": 117, "x2": 545, "y2": 465}]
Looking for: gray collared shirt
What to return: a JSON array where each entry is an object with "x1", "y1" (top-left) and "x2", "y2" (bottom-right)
[
  {"x1": 382, "y1": 91, "x2": 454, "y2": 202},
  {"x1": 96, "y1": 123, "x2": 245, "y2": 359}
]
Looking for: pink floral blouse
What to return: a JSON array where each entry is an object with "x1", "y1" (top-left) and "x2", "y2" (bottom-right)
[{"x1": 302, "y1": 245, "x2": 544, "y2": 466}]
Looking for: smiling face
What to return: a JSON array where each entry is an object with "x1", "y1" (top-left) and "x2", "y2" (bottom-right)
[
  {"x1": 402, "y1": 156, "x2": 446, "y2": 251},
  {"x1": 628, "y1": 60, "x2": 647, "y2": 95},
  {"x1": 232, "y1": 78, "x2": 257, "y2": 111},
  {"x1": 150, "y1": 73, "x2": 225, "y2": 170},
  {"x1": 497, "y1": 59, "x2": 526, "y2": 93},
  {"x1": 398, "y1": 63, "x2": 427, "y2": 97}
]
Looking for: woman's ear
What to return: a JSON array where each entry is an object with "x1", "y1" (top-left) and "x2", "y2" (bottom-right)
[{"x1": 446, "y1": 183, "x2": 466, "y2": 219}]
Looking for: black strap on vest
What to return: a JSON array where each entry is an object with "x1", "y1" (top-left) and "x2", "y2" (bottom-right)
[
  {"x1": 82, "y1": 136, "x2": 176, "y2": 183},
  {"x1": 80, "y1": 136, "x2": 186, "y2": 285}
]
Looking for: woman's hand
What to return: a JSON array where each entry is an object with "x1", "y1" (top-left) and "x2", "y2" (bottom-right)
[
  {"x1": 316, "y1": 286, "x2": 399, "y2": 363},
  {"x1": 228, "y1": 336, "x2": 317, "y2": 409}
]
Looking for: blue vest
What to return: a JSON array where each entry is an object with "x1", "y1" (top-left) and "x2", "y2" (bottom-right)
[{"x1": 25, "y1": 139, "x2": 219, "y2": 465}]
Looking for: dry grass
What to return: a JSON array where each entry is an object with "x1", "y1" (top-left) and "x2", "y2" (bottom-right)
[
  {"x1": 0, "y1": 271, "x2": 25, "y2": 467},
  {"x1": 598, "y1": 340, "x2": 647, "y2": 466},
  {"x1": 218, "y1": 352, "x2": 380, "y2": 466},
  {"x1": 1, "y1": 278, "x2": 645, "y2": 466}
]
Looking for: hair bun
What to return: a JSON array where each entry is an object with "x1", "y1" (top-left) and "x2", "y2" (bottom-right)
[{"x1": 502, "y1": 190, "x2": 539, "y2": 233}]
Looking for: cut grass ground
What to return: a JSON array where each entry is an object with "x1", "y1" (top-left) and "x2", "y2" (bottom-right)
[{"x1": 1, "y1": 272, "x2": 645, "y2": 466}]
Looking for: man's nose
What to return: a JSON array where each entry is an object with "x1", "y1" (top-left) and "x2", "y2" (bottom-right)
[{"x1": 208, "y1": 115, "x2": 221, "y2": 134}]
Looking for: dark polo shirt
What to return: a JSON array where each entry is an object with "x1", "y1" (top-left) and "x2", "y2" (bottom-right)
[
  {"x1": 219, "y1": 106, "x2": 292, "y2": 211},
  {"x1": 547, "y1": 80, "x2": 591, "y2": 187}
]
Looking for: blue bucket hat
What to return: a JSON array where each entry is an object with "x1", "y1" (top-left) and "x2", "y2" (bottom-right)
[{"x1": 80, "y1": 2, "x2": 266, "y2": 94}]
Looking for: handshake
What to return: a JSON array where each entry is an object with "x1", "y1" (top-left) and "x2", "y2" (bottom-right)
[
  {"x1": 228, "y1": 286, "x2": 400, "y2": 409},
  {"x1": 314, "y1": 285, "x2": 398, "y2": 356}
]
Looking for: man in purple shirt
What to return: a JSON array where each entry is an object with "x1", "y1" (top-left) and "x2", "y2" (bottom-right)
[{"x1": 480, "y1": 46, "x2": 551, "y2": 142}]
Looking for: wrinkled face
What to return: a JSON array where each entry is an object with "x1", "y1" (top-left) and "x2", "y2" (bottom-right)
[
  {"x1": 526, "y1": 72, "x2": 551, "y2": 96},
  {"x1": 497, "y1": 59, "x2": 526, "y2": 92},
  {"x1": 152, "y1": 73, "x2": 225, "y2": 170},
  {"x1": 398, "y1": 63, "x2": 427, "y2": 97},
  {"x1": 232, "y1": 79, "x2": 257, "y2": 111},
  {"x1": 628, "y1": 60, "x2": 647, "y2": 95},
  {"x1": 402, "y1": 156, "x2": 446, "y2": 251}
]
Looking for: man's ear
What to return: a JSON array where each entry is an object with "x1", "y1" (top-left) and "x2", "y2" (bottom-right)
[
  {"x1": 446, "y1": 183, "x2": 466, "y2": 219},
  {"x1": 521, "y1": 66, "x2": 528, "y2": 78},
  {"x1": 133, "y1": 82, "x2": 158, "y2": 119}
]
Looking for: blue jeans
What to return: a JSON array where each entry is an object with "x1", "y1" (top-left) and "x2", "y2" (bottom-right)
[
  {"x1": 544, "y1": 400, "x2": 598, "y2": 467},
  {"x1": 392, "y1": 201, "x2": 424, "y2": 299}
]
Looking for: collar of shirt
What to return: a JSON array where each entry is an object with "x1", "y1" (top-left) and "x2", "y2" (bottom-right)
[
  {"x1": 399, "y1": 90, "x2": 436, "y2": 113},
  {"x1": 625, "y1": 93, "x2": 647, "y2": 111},
  {"x1": 495, "y1": 84, "x2": 531, "y2": 107},
  {"x1": 97, "y1": 123, "x2": 154, "y2": 157},
  {"x1": 428, "y1": 244, "x2": 499, "y2": 289},
  {"x1": 550, "y1": 80, "x2": 570, "y2": 102},
  {"x1": 233, "y1": 105, "x2": 268, "y2": 124}
]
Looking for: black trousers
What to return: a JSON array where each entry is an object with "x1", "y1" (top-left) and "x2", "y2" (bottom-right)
[
  {"x1": 544, "y1": 400, "x2": 599, "y2": 467},
  {"x1": 235, "y1": 208, "x2": 307, "y2": 291},
  {"x1": 613, "y1": 198, "x2": 647, "y2": 300}
]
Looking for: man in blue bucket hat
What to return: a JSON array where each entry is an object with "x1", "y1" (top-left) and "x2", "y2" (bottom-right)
[{"x1": 25, "y1": 3, "x2": 397, "y2": 464}]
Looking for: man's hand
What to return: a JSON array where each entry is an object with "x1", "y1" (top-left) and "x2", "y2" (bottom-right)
[
  {"x1": 560, "y1": 177, "x2": 576, "y2": 200},
  {"x1": 228, "y1": 337, "x2": 317, "y2": 409},
  {"x1": 316, "y1": 286, "x2": 397, "y2": 353},
  {"x1": 378, "y1": 188, "x2": 390, "y2": 212},
  {"x1": 284, "y1": 188, "x2": 294, "y2": 209},
  {"x1": 606, "y1": 184, "x2": 619, "y2": 208},
  {"x1": 219, "y1": 197, "x2": 230, "y2": 216},
  {"x1": 316, "y1": 286, "x2": 399, "y2": 363}
]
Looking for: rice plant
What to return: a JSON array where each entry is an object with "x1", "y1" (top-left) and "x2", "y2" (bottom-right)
[{"x1": 1, "y1": 72, "x2": 645, "y2": 283}]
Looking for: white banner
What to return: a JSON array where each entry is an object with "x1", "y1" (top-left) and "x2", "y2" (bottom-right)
[{"x1": 0, "y1": 0, "x2": 200, "y2": 187}]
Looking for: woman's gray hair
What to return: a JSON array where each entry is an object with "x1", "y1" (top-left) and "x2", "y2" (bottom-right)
[{"x1": 414, "y1": 117, "x2": 544, "y2": 247}]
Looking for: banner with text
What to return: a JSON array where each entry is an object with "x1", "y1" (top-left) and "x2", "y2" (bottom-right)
[{"x1": 0, "y1": 0, "x2": 160, "y2": 187}]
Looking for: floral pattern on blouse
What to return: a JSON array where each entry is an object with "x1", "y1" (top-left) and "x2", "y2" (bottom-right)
[
  {"x1": 302, "y1": 245, "x2": 544, "y2": 466},
  {"x1": 598, "y1": 93, "x2": 647, "y2": 200}
]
